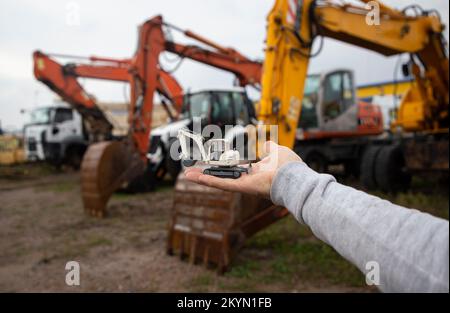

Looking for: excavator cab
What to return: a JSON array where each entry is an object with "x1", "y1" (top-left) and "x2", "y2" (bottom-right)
[
  {"x1": 181, "y1": 89, "x2": 255, "y2": 129},
  {"x1": 149, "y1": 88, "x2": 256, "y2": 182},
  {"x1": 299, "y1": 69, "x2": 382, "y2": 137},
  {"x1": 300, "y1": 70, "x2": 356, "y2": 131}
]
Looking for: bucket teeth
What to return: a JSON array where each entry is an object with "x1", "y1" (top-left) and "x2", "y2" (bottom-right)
[{"x1": 167, "y1": 172, "x2": 285, "y2": 273}]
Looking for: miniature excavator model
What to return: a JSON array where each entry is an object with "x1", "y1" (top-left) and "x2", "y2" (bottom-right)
[
  {"x1": 80, "y1": 16, "x2": 263, "y2": 217},
  {"x1": 168, "y1": 0, "x2": 448, "y2": 272},
  {"x1": 177, "y1": 129, "x2": 249, "y2": 178}
]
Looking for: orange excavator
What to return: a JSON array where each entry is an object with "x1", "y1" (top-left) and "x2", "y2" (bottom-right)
[
  {"x1": 80, "y1": 15, "x2": 263, "y2": 217},
  {"x1": 33, "y1": 51, "x2": 183, "y2": 139}
]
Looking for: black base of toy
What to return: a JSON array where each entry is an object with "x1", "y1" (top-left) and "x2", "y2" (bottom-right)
[{"x1": 203, "y1": 166, "x2": 248, "y2": 179}]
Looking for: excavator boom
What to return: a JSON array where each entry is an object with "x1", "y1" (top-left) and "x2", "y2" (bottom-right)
[{"x1": 33, "y1": 51, "x2": 120, "y2": 140}]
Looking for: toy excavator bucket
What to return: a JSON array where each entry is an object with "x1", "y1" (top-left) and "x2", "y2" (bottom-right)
[
  {"x1": 167, "y1": 172, "x2": 289, "y2": 273},
  {"x1": 81, "y1": 139, "x2": 145, "y2": 217}
]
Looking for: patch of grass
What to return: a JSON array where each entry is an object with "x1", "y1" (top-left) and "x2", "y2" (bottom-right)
[
  {"x1": 246, "y1": 217, "x2": 312, "y2": 250},
  {"x1": 37, "y1": 180, "x2": 77, "y2": 193},
  {"x1": 226, "y1": 260, "x2": 261, "y2": 279},
  {"x1": 85, "y1": 235, "x2": 113, "y2": 248},
  {"x1": 0, "y1": 162, "x2": 58, "y2": 180},
  {"x1": 233, "y1": 216, "x2": 366, "y2": 288},
  {"x1": 188, "y1": 273, "x2": 215, "y2": 292},
  {"x1": 371, "y1": 190, "x2": 449, "y2": 220},
  {"x1": 219, "y1": 279, "x2": 255, "y2": 292},
  {"x1": 289, "y1": 242, "x2": 365, "y2": 287}
]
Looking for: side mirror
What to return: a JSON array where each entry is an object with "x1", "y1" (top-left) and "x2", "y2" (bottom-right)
[
  {"x1": 401, "y1": 62, "x2": 411, "y2": 77},
  {"x1": 52, "y1": 126, "x2": 59, "y2": 135}
]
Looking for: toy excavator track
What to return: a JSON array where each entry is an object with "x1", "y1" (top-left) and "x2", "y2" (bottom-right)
[
  {"x1": 167, "y1": 172, "x2": 288, "y2": 273},
  {"x1": 81, "y1": 140, "x2": 145, "y2": 217}
]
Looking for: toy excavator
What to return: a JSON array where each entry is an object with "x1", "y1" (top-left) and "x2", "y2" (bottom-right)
[
  {"x1": 177, "y1": 129, "x2": 249, "y2": 178},
  {"x1": 168, "y1": 0, "x2": 448, "y2": 272}
]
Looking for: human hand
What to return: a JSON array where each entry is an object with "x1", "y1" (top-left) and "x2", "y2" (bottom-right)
[{"x1": 184, "y1": 141, "x2": 302, "y2": 198}]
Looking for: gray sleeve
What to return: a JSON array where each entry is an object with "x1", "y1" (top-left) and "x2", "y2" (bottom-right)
[{"x1": 270, "y1": 161, "x2": 449, "y2": 293}]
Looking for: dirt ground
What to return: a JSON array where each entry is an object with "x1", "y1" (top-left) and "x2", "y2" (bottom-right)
[{"x1": 0, "y1": 164, "x2": 448, "y2": 292}]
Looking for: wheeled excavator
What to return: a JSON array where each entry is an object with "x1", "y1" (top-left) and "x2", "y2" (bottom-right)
[{"x1": 168, "y1": 0, "x2": 448, "y2": 272}]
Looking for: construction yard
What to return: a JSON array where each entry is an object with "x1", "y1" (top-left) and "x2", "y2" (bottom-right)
[
  {"x1": 0, "y1": 163, "x2": 447, "y2": 292},
  {"x1": 0, "y1": 0, "x2": 448, "y2": 297}
]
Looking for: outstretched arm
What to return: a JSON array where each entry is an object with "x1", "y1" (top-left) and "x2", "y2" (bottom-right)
[{"x1": 185, "y1": 141, "x2": 449, "y2": 292}]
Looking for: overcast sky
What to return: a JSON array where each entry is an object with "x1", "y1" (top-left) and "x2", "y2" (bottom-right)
[{"x1": 0, "y1": 0, "x2": 448, "y2": 130}]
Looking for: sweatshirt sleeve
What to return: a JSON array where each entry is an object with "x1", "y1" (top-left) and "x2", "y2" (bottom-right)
[{"x1": 270, "y1": 161, "x2": 449, "y2": 293}]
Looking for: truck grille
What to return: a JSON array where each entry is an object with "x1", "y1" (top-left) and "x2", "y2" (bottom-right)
[{"x1": 28, "y1": 139, "x2": 37, "y2": 151}]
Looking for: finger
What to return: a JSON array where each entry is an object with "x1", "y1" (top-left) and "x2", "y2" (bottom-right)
[
  {"x1": 185, "y1": 170, "x2": 204, "y2": 182},
  {"x1": 184, "y1": 167, "x2": 203, "y2": 175}
]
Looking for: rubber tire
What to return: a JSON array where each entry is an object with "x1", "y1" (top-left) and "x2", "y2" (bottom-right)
[
  {"x1": 374, "y1": 144, "x2": 411, "y2": 193},
  {"x1": 165, "y1": 137, "x2": 182, "y2": 181},
  {"x1": 305, "y1": 152, "x2": 327, "y2": 173},
  {"x1": 360, "y1": 145, "x2": 382, "y2": 190},
  {"x1": 124, "y1": 162, "x2": 156, "y2": 193},
  {"x1": 65, "y1": 145, "x2": 86, "y2": 170},
  {"x1": 344, "y1": 159, "x2": 360, "y2": 178}
]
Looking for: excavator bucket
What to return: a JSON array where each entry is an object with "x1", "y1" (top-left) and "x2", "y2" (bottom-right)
[
  {"x1": 81, "y1": 140, "x2": 145, "y2": 217},
  {"x1": 167, "y1": 172, "x2": 288, "y2": 273}
]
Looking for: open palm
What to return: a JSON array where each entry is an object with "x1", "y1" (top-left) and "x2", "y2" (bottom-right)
[{"x1": 184, "y1": 141, "x2": 302, "y2": 198}]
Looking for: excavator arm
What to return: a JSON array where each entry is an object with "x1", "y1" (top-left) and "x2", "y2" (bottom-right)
[
  {"x1": 33, "y1": 51, "x2": 122, "y2": 140},
  {"x1": 127, "y1": 15, "x2": 262, "y2": 158},
  {"x1": 33, "y1": 51, "x2": 184, "y2": 141},
  {"x1": 259, "y1": 0, "x2": 448, "y2": 148}
]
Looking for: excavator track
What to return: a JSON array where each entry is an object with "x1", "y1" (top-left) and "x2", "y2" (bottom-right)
[
  {"x1": 167, "y1": 172, "x2": 288, "y2": 273},
  {"x1": 81, "y1": 140, "x2": 145, "y2": 217}
]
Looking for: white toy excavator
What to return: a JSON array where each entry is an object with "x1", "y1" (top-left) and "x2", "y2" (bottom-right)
[{"x1": 177, "y1": 129, "x2": 249, "y2": 179}]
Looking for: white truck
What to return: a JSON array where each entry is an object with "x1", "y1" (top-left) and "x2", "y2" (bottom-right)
[{"x1": 23, "y1": 104, "x2": 88, "y2": 168}]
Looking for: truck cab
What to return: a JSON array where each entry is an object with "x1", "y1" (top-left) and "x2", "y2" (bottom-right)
[
  {"x1": 24, "y1": 104, "x2": 87, "y2": 168},
  {"x1": 147, "y1": 87, "x2": 256, "y2": 180}
]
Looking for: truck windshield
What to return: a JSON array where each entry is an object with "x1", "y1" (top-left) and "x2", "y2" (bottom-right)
[
  {"x1": 187, "y1": 93, "x2": 210, "y2": 119},
  {"x1": 29, "y1": 108, "x2": 51, "y2": 125}
]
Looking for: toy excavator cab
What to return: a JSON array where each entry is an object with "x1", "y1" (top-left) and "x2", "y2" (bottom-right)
[{"x1": 177, "y1": 129, "x2": 248, "y2": 179}]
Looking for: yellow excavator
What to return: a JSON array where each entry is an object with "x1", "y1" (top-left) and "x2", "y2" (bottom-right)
[{"x1": 168, "y1": 0, "x2": 448, "y2": 272}]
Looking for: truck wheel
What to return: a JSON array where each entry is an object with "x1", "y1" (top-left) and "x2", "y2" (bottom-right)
[
  {"x1": 66, "y1": 145, "x2": 86, "y2": 170},
  {"x1": 374, "y1": 144, "x2": 411, "y2": 193},
  {"x1": 344, "y1": 160, "x2": 360, "y2": 178},
  {"x1": 125, "y1": 162, "x2": 156, "y2": 193},
  {"x1": 305, "y1": 152, "x2": 327, "y2": 173},
  {"x1": 360, "y1": 145, "x2": 381, "y2": 190},
  {"x1": 165, "y1": 137, "x2": 182, "y2": 181}
]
